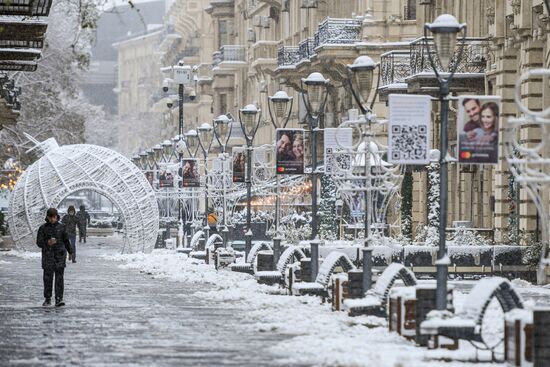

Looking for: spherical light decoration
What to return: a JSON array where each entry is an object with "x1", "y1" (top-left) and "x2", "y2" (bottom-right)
[{"x1": 8, "y1": 139, "x2": 159, "y2": 253}]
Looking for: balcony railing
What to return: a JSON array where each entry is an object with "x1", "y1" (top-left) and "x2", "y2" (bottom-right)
[
  {"x1": 314, "y1": 18, "x2": 362, "y2": 48},
  {"x1": 277, "y1": 46, "x2": 300, "y2": 67},
  {"x1": 0, "y1": 20, "x2": 47, "y2": 49},
  {"x1": 380, "y1": 51, "x2": 410, "y2": 86},
  {"x1": 220, "y1": 45, "x2": 246, "y2": 63},
  {"x1": 298, "y1": 37, "x2": 316, "y2": 62},
  {"x1": 410, "y1": 37, "x2": 488, "y2": 76}
]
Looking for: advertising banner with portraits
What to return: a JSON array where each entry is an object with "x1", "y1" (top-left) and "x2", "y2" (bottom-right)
[
  {"x1": 181, "y1": 158, "x2": 200, "y2": 187},
  {"x1": 388, "y1": 94, "x2": 431, "y2": 165},
  {"x1": 232, "y1": 147, "x2": 246, "y2": 183},
  {"x1": 457, "y1": 96, "x2": 501, "y2": 165},
  {"x1": 157, "y1": 163, "x2": 179, "y2": 188},
  {"x1": 350, "y1": 191, "x2": 365, "y2": 218},
  {"x1": 276, "y1": 128, "x2": 305, "y2": 175}
]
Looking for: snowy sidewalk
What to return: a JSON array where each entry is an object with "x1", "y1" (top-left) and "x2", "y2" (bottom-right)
[
  {"x1": 107, "y1": 249, "x2": 505, "y2": 367},
  {"x1": 0, "y1": 237, "x2": 308, "y2": 366}
]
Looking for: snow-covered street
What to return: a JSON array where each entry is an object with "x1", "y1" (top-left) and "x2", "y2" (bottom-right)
[
  {"x1": 6, "y1": 236, "x2": 550, "y2": 366},
  {"x1": 0, "y1": 237, "x2": 308, "y2": 366}
]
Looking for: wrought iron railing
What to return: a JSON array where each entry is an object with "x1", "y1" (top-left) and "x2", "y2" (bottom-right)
[
  {"x1": 380, "y1": 50, "x2": 411, "y2": 87},
  {"x1": 277, "y1": 46, "x2": 300, "y2": 67},
  {"x1": 212, "y1": 51, "x2": 222, "y2": 67},
  {"x1": 314, "y1": 18, "x2": 362, "y2": 47},
  {"x1": 409, "y1": 37, "x2": 488, "y2": 76},
  {"x1": 298, "y1": 37, "x2": 316, "y2": 62},
  {"x1": 220, "y1": 45, "x2": 246, "y2": 62}
]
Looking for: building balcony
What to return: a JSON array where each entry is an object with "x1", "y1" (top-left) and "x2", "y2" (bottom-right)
[
  {"x1": 277, "y1": 46, "x2": 300, "y2": 68},
  {"x1": 313, "y1": 18, "x2": 362, "y2": 48},
  {"x1": 206, "y1": 0, "x2": 234, "y2": 17},
  {"x1": 298, "y1": 37, "x2": 316, "y2": 64},
  {"x1": 378, "y1": 37, "x2": 489, "y2": 99},
  {"x1": 250, "y1": 40, "x2": 278, "y2": 74},
  {"x1": 378, "y1": 50, "x2": 410, "y2": 100},
  {"x1": 212, "y1": 45, "x2": 247, "y2": 75}
]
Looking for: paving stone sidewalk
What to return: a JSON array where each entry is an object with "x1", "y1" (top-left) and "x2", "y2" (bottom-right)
[{"x1": 0, "y1": 237, "x2": 307, "y2": 367}]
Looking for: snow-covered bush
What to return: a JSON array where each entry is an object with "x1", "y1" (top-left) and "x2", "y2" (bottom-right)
[{"x1": 449, "y1": 227, "x2": 490, "y2": 247}]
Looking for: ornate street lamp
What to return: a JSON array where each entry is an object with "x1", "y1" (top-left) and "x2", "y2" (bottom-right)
[
  {"x1": 267, "y1": 90, "x2": 293, "y2": 266},
  {"x1": 347, "y1": 55, "x2": 377, "y2": 116},
  {"x1": 239, "y1": 104, "x2": 261, "y2": 256},
  {"x1": 213, "y1": 114, "x2": 233, "y2": 245},
  {"x1": 268, "y1": 90, "x2": 293, "y2": 131},
  {"x1": 301, "y1": 72, "x2": 329, "y2": 242},
  {"x1": 185, "y1": 129, "x2": 200, "y2": 158},
  {"x1": 153, "y1": 144, "x2": 163, "y2": 163},
  {"x1": 198, "y1": 123, "x2": 214, "y2": 238},
  {"x1": 346, "y1": 55, "x2": 381, "y2": 292},
  {"x1": 139, "y1": 152, "x2": 148, "y2": 170},
  {"x1": 424, "y1": 14, "x2": 466, "y2": 311},
  {"x1": 213, "y1": 114, "x2": 233, "y2": 154},
  {"x1": 161, "y1": 140, "x2": 173, "y2": 162}
]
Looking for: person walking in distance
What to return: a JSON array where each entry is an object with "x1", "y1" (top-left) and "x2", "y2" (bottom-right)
[
  {"x1": 62, "y1": 205, "x2": 78, "y2": 263},
  {"x1": 36, "y1": 208, "x2": 73, "y2": 307},
  {"x1": 77, "y1": 205, "x2": 90, "y2": 243}
]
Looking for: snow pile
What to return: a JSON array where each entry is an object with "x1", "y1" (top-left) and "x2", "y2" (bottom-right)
[
  {"x1": 0, "y1": 250, "x2": 41, "y2": 259},
  {"x1": 107, "y1": 250, "x2": 493, "y2": 366}
]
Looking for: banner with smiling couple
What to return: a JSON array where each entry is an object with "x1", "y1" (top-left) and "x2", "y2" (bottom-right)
[
  {"x1": 457, "y1": 95, "x2": 501, "y2": 165},
  {"x1": 276, "y1": 129, "x2": 305, "y2": 174}
]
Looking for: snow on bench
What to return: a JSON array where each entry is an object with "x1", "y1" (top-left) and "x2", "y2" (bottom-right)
[
  {"x1": 206, "y1": 234, "x2": 223, "y2": 248},
  {"x1": 277, "y1": 246, "x2": 306, "y2": 274},
  {"x1": 421, "y1": 277, "x2": 524, "y2": 346},
  {"x1": 190, "y1": 230, "x2": 205, "y2": 250},
  {"x1": 343, "y1": 263, "x2": 417, "y2": 316},
  {"x1": 246, "y1": 242, "x2": 272, "y2": 263},
  {"x1": 293, "y1": 251, "x2": 355, "y2": 295}
]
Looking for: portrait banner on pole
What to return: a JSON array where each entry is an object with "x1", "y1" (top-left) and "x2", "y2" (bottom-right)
[
  {"x1": 457, "y1": 95, "x2": 501, "y2": 165},
  {"x1": 157, "y1": 163, "x2": 178, "y2": 188},
  {"x1": 276, "y1": 128, "x2": 305, "y2": 174},
  {"x1": 324, "y1": 127, "x2": 353, "y2": 174},
  {"x1": 181, "y1": 158, "x2": 200, "y2": 187},
  {"x1": 232, "y1": 147, "x2": 246, "y2": 183},
  {"x1": 388, "y1": 94, "x2": 431, "y2": 165}
]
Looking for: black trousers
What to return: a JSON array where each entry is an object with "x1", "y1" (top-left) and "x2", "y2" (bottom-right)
[{"x1": 43, "y1": 267, "x2": 64, "y2": 300}]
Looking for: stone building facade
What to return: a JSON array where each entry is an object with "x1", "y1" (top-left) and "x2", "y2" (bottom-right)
[{"x1": 116, "y1": 0, "x2": 550, "y2": 245}]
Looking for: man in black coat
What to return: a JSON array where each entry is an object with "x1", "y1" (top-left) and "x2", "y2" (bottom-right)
[
  {"x1": 76, "y1": 205, "x2": 91, "y2": 243},
  {"x1": 36, "y1": 208, "x2": 73, "y2": 307}
]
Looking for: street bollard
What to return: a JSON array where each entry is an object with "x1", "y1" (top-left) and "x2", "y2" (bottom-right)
[
  {"x1": 310, "y1": 239, "x2": 320, "y2": 282},
  {"x1": 362, "y1": 247, "x2": 373, "y2": 292}
]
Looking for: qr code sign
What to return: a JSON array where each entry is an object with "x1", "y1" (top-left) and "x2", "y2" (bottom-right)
[
  {"x1": 325, "y1": 147, "x2": 351, "y2": 174},
  {"x1": 390, "y1": 124, "x2": 428, "y2": 162}
]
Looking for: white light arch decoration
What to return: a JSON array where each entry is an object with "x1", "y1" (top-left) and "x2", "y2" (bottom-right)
[{"x1": 8, "y1": 137, "x2": 159, "y2": 253}]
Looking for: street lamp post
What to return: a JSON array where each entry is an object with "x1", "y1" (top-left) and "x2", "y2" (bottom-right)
[
  {"x1": 198, "y1": 123, "x2": 214, "y2": 239},
  {"x1": 347, "y1": 55, "x2": 377, "y2": 291},
  {"x1": 268, "y1": 90, "x2": 293, "y2": 266},
  {"x1": 185, "y1": 129, "x2": 201, "y2": 239},
  {"x1": 213, "y1": 114, "x2": 233, "y2": 246},
  {"x1": 424, "y1": 14, "x2": 466, "y2": 310},
  {"x1": 239, "y1": 104, "x2": 261, "y2": 257},
  {"x1": 301, "y1": 72, "x2": 330, "y2": 241}
]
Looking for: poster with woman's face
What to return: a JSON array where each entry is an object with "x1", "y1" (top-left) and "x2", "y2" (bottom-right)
[
  {"x1": 157, "y1": 163, "x2": 178, "y2": 188},
  {"x1": 276, "y1": 128, "x2": 305, "y2": 174},
  {"x1": 457, "y1": 96, "x2": 501, "y2": 165},
  {"x1": 232, "y1": 147, "x2": 246, "y2": 183},
  {"x1": 181, "y1": 158, "x2": 200, "y2": 187}
]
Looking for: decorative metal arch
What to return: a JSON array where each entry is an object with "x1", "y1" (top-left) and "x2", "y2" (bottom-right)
[{"x1": 8, "y1": 138, "x2": 159, "y2": 253}]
